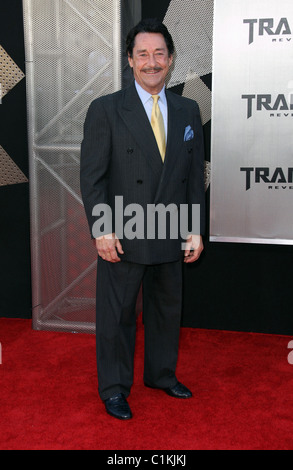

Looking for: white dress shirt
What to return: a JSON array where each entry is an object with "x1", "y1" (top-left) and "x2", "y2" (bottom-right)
[{"x1": 134, "y1": 81, "x2": 168, "y2": 140}]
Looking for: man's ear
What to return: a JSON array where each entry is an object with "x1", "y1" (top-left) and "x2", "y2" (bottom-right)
[{"x1": 128, "y1": 54, "x2": 133, "y2": 68}]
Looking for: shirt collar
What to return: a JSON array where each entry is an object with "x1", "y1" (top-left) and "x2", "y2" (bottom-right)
[{"x1": 135, "y1": 81, "x2": 167, "y2": 106}]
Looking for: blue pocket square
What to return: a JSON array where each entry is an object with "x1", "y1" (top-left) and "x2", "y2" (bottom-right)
[{"x1": 184, "y1": 125, "x2": 194, "y2": 141}]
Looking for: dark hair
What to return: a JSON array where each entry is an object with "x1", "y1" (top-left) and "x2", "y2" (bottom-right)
[{"x1": 126, "y1": 18, "x2": 174, "y2": 58}]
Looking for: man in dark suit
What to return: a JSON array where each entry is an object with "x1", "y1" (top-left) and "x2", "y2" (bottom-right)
[{"x1": 80, "y1": 18, "x2": 205, "y2": 420}]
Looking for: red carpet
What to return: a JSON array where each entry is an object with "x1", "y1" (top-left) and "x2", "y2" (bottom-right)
[{"x1": 1, "y1": 315, "x2": 293, "y2": 450}]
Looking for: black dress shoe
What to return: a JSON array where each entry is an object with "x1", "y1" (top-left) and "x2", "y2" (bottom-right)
[
  {"x1": 104, "y1": 393, "x2": 132, "y2": 420},
  {"x1": 164, "y1": 382, "x2": 192, "y2": 398},
  {"x1": 145, "y1": 381, "x2": 192, "y2": 398}
]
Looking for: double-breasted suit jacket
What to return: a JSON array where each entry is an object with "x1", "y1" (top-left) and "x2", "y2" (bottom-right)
[{"x1": 80, "y1": 82, "x2": 205, "y2": 265}]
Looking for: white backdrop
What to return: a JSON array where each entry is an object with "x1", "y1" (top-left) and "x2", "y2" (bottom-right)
[{"x1": 210, "y1": 0, "x2": 293, "y2": 244}]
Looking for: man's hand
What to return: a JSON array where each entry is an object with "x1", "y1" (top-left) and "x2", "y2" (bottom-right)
[
  {"x1": 95, "y1": 233, "x2": 124, "y2": 263},
  {"x1": 184, "y1": 234, "x2": 203, "y2": 263}
]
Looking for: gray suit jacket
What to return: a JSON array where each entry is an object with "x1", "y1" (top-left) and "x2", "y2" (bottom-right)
[{"x1": 80, "y1": 82, "x2": 205, "y2": 265}]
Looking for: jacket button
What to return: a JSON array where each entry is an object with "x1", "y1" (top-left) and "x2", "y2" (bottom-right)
[
  {"x1": 137, "y1": 179, "x2": 143, "y2": 184},
  {"x1": 127, "y1": 148, "x2": 134, "y2": 154},
  {"x1": 182, "y1": 178, "x2": 187, "y2": 183}
]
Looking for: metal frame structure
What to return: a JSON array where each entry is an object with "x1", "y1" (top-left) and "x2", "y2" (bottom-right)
[{"x1": 23, "y1": 0, "x2": 124, "y2": 333}]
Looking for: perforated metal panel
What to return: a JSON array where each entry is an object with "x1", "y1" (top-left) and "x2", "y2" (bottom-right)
[
  {"x1": 0, "y1": 44, "x2": 25, "y2": 101},
  {"x1": 164, "y1": 0, "x2": 213, "y2": 87},
  {"x1": 164, "y1": 0, "x2": 213, "y2": 190},
  {"x1": 23, "y1": 0, "x2": 139, "y2": 333},
  {"x1": 0, "y1": 145, "x2": 28, "y2": 186}
]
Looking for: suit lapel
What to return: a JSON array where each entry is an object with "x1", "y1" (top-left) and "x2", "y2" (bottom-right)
[{"x1": 118, "y1": 83, "x2": 163, "y2": 179}]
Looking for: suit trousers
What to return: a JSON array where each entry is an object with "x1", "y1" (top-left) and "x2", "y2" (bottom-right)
[{"x1": 95, "y1": 256, "x2": 183, "y2": 401}]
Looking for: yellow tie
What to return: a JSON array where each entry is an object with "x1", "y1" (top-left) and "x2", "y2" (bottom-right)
[{"x1": 151, "y1": 95, "x2": 166, "y2": 161}]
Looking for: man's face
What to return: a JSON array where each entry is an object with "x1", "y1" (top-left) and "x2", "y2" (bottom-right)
[{"x1": 128, "y1": 32, "x2": 173, "y2": 95}]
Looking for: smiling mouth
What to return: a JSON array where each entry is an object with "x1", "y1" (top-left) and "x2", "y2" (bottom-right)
[{"x1": 142, "y1": 67, "x2": 162, "y2": 74}]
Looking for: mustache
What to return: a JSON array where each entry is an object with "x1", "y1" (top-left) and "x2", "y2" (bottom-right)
[{"x1": 141, "y1": 67, "x2": 163, "y2": 73}]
